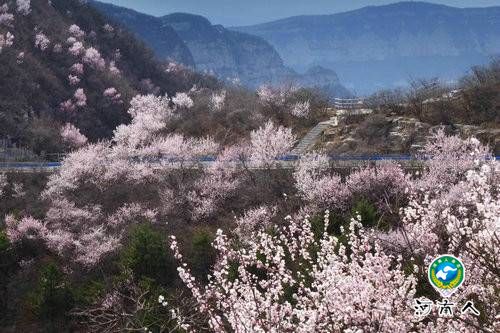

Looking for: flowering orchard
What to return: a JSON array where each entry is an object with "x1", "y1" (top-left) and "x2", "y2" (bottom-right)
[
  {"x1": 4, "y1": 85, "x2": 498, "y2": 332},
  {"x1": 0, "y1": 2, "x2": 497, "y2": 331},
  {"x1": 6, "y1": 93, "x2": 296, "y2": 267},
  {"x1": 169, "y1": 131, "x2": 499, "y2": 332}
]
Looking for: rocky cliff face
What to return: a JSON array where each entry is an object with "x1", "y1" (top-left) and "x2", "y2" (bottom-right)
[
  {"x1": 91, "y1": 1, "x2": 194, "y2": 66},
  {"x1": 160, "y1": 13, "x2": 295, "y2": 88},
  {"x1": 322, "y1": 115, "x2": 500, "y2": 155},
  {"x1": 233, "y1": 1, "x2": 500, "y2": 93},
  {"x1": 91, "y1": 3, "x2": 351, "y2": 97},
  {"x1": 294, "y1": 66, "x2": 351, "y2": 98}
]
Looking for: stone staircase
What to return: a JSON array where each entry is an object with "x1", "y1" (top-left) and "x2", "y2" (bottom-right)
[{"x1": 291, "y1": 116, "x2": 338, "y2": 155}]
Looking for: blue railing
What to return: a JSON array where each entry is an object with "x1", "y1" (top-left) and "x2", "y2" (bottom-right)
[
  {"x1": 0, "y1": 155, "x2": 498, "y2": 170},
  {"x1": 328, "y1": 155, "x2": 413, "y2": 161},
  {"x1": 0, "y1": 162, "x2": 62, "y2": 168}
]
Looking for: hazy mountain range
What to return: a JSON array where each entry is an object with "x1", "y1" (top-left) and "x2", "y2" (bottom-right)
[
  {"x1": 92, "y1": 1, "x2": 500, "y2": 95},
  {"x1": 91, "y1": 1, "x2": 352, "y2": 97},
  {"x1": 88, "y1": 2, "x2": 195, "y2": 67},
  {"x1": 233, "y1": 1, "x2": 500, "y2": 93}
]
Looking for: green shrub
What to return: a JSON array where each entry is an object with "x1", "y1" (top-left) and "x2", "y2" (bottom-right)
[
  {"x1": 351, "y1": 198, "x2": 379, "y2": 229},
  {"x1": 310, "y1": 212, "x2": 346, "y2": 239},
  {"x1": 0, "y1": 230, "x2": 17, "y2": 311},
  {"x1": 30, "y1": 262, "x2": 74, "y2": 321},
  {"x1": 120, "y1": 224, "x2": 176, "y2": 286},
  {"x1": 0, "y1": 230, "x2": 9, "y2": 254},
  {"x1": 73, "y1": 280, "x2": 105, "y2": 307},
  {"x1": 189, "y1": 228, "x2": 217, "y2": 282}
]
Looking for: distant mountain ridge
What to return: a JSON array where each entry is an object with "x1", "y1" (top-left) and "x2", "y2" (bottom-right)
[
  {"x1": 90, "y1": 1, "x2": 194, "y2": 66},
  {"x1": 159, "y1": 12, "x2": 294, "y2": 87},
  {"x1": 91, "y1": 1, "x2": 352, "y2": 97},
  {"x1": 232, "y1": 1, "x2": 500, "y2": 93}
]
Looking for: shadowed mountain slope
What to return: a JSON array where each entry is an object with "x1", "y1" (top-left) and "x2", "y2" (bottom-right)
[{"x1": 233, "y1": 1, "x2": 500, "y2": 93}]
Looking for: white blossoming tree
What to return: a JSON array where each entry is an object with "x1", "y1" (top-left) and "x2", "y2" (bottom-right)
[
  {"x1": 250, "y1": 121, "x2": 295, "y2": 167},
  {"x1": 60, "y1": 123, "x2": 88, "y2": 148},
  {"x1": 169, "y1": 132, "x2": 499, "y2": 332}
]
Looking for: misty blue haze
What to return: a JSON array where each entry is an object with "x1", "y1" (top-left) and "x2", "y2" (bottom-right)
[
  {"x1": 94, "y1": 1, "x2": 500, "y2": 94},
  {"x1": 101, "y1": 0, "x2": 500, "y2": 26}
]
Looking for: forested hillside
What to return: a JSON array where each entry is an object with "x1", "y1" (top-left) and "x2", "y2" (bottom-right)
[
  {"x1": 88, "y1": 1, "x2": 195, "y2": 66},
  {"x1": 0, "y1": 0, "x2": 216, "y2": 154}
]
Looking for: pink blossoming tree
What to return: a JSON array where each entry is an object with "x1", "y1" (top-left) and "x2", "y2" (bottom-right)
[
  {"x1": 60, "y1": 123, "x2": 88, "y2": 148},
  {"x1": 73, "y1": 88, "x2": 87, "y2": 107},
  {"x1": 6, "y1": 94, "x2": 240, "y2": 266},
  {"x1": 34, "y1": 32, "x2": 50, "y2": 51},
  {"x1": 82, "y1": 47, "x2": 105, "y2": 70},
  {"x1": 68, "y1": 24, "x2": 85, "y2": 39},
  {"x1": 249, "y1": 121, "x2": 295, "y2": 167},
  {"x1": 16, "y1": 0, "x2": 30, "y2": 16},
  {"x1": 169, "y1": 132, "x2": 498, "y2": 332},
  {"x1": 170, "y1": 213, "x2": 419, "y2": 332},
  {"x1": 172, "y1": 92, "x2": 194, "y2": 109},
  {"x1": 0, "y1": 31, "x2": 14, "y2": 53},
  {"x1": 0, "y1": 4, "x2": 14, "y2": 27}
]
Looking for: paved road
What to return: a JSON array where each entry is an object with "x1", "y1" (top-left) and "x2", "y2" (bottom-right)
[{"x1": 4, "y1": 155, "x2": 498, "y2": 173}]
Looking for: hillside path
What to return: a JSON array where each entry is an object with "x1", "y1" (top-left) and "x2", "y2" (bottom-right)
[{"x1": 290, "y1": 116, "x2": 338, "y2": 155}]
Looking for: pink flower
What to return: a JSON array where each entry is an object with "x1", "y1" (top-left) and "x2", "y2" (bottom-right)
[
  {"x1": 16, "y1": 0, "x2": 31, "y2": 16},
  {"x1": 257, "y1": 84, "x2": 297, "y2": 106},
  {"x1": 291, "y1": 100, "x2": 310, "y2": 118},
  {"x1": 16, "y1": 51, "x2": 24, "y2": 64},
  {"x1": 5, "y1": 215, "x2": 46, "y2": 243},
  {"x1": 172, "y1": 92, "x2": 194, "y2": 109},
  {"x1": 60, "y1": 123, "x2": 88, "y2": 147},
  {"x1": 103, "y1": 87, "x2": 117, "y2": 97},
  {"x1": 83, "y1": 47, "x2": 105, "y2": 70},
  {"x1": 209, "y1": 90, "x2": 226, "y2": 111},
  {"x1": 34, "y1": 32, "x2": 50, "y2": 51},
  {"x1": 250, "y1": 121, "x2": 295, "y2": 166},
  {"x1": 103, "y1": 87, "x2": 122, "y2": 104},
  {"x1": 68, "y1": 74, "x2": 80, "y2": 86},
  {"x1": 70, "y1": 63, "x2": 84, "y2": 75},
  {"x1": 235, "y1": 205, "x2": 276, "y2": 239},
  {"x1": 165, "y1": 61, "x2": 185, "y2": 73},
  {"x1": 0, "y1": 31, "x2": 14, "y2": 53},
  {"x1": 108, "y1": 61, "x2": 120, "y2": 76},
  {"x1": 68, "y1": 41, "x2": 84, "y2": 56},
  {"x1": 74, "y1": 88, "x2": 87, "y2": 107},
  {"x1": 171, "y1": 213, "x2": 418, "y2": 332},
  {"x1": 53, "y1": 43, "x2": 63, "y2": 53},
  {"x1": 103, "y1": 24, "x2": 114, "y2": 33},
  {"x1": 0, "y1": 6, "x2": 14, "y2": 26},
  {"x1": 59, "y1": 99, "x2": 76, "y2": 112},
  {"x1": 68, "y1": 24, "x2": 85, "y2": 39}
]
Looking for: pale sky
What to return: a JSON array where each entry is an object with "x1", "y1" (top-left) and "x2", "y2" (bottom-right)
[{"x1": 100, "y1": 0, "x2": 500, "y2": 26}]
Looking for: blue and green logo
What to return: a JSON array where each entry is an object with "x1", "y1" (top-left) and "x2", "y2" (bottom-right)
[{"x1": 428, "y1": 255, "x2": 465, "y2": 298}]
